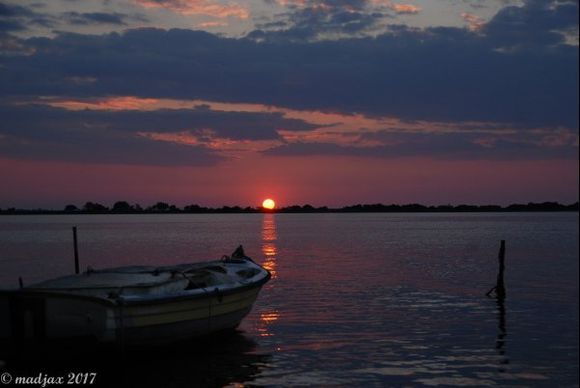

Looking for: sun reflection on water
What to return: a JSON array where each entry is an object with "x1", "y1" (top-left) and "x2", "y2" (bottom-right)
[
  {"x1": 257, "y1": 311, "x2": 280, "y2": 337},
  {"x1": 257, "y1": 213, "x2": 279, "y2": 338},
  {"x1": 261, "y1": 213, "x2": 278, "y2": 279}
]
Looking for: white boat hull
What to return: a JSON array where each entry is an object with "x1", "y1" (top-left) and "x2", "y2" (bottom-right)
[{"x1": 0, "y1": 257, "x2": 270, "y2": 350}]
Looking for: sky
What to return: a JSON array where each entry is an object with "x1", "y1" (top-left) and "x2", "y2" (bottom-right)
[{"x1": 0, "y1": 0, "x2": 578, "y2": 208}]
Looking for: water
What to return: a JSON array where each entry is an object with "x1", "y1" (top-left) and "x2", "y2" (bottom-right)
[{"x1": 0, "y1": 213, "x2": 578, "y2": 386}]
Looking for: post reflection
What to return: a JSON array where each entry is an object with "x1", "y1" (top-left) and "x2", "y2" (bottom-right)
[
  {"x1": 487, "y1": 241, "x2": 509, "y2": 372},
  {"x1": 261, "y1": 213, "x2": 278, "y2": 280},
  {"x1": 495, "y1": 296, "x2": 509, "y2": 372}
]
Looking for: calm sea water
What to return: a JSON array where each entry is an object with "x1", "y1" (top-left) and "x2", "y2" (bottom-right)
[{"x1": 0, "y1": 213, "x2": 578, "y2": 387}]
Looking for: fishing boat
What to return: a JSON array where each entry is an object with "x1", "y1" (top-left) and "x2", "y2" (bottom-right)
[{"x1": 0, "y1": 246, "x2": 270, "y2": 349}]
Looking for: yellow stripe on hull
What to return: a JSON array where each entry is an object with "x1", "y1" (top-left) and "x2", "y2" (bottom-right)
[{"x1": 118, "y1": 288, "x2": 261, "y2": 328}]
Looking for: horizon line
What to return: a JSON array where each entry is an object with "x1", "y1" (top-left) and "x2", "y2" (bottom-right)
[{"x1": 1, "y1": 201, "x2": 578, "y2": 214}]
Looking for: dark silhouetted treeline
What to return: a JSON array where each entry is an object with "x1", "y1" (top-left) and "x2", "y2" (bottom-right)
[{"x1": 0, "y1": 201, "x2": 577, "y2": 215}]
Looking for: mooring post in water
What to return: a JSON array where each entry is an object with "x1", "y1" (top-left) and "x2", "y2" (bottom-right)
[
  {"x1": 487, "y1": 240, "x2": 506, "y2": 299},
  {"x1": 73, "y1": 226, "x2": 80, "y2": 274},
  {"x1": 496, "y1": 240, "x2": 506, "y2": 299}
]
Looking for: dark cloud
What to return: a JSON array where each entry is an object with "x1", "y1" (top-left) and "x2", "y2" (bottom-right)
[
  {"x1": 255, "y1": 20, "x2": 289, "y2": 30},
  {"x1": 0, "y1": 18, "x2": 23, "y2": 32},
  {"x1": 263, "y1": 132, "x2": 578, "y2": 160},
  {"x1": 0, "y1": 2, "x2": 54, "y2": 32},
  {"x1": 0, "y1": 32, "x2": 35, "y2": 55},
  {"x1": 249, "y1": 10, "x2": 387, "y2": 41},
  {"x1": 253, "y1": 0, "x2": 397, "y2": 41},
  {"x1": 0, "y1": 104, "x2": 225, "y2": 166},
  {"x1": 483, "y1": 0, "x2": 579, "y2": 48},
  {"x1": 0, "y1": 103, "x2": 317, "y2": 140},
  {"x1": 0, "y1": 131, "x2": 224, "y2": 166},
  {"x1": 0, "y1": 3, "x2": 35, "y2": 32},
  {"x1": 0, "y1": 102, "x2": 320, "y2": 165},
  {"x1": 456, "y1": 0, "x2": 521, "y2": 10},
  {"x1": 62, "y1": 12, "x2": 148, "y2": 26},
  {"x1": 0, "y1": 2, "x2": 35, "y2": 18}
]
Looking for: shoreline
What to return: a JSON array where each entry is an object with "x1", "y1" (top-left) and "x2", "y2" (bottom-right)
[{"x1": 1, "y1": 207, "x2": 578, "y2": 216}]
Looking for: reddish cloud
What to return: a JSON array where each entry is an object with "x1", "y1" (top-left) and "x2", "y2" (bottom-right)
[
  {"x1": 139, "y1": 130, "x2": 281, "y2": 155},
  {"x1": 276, "y1": 0, "x2": 308, "y2": 8},
  {"x1": 41, "y1": 96, "x2": 161, "y2": 111},
  {"x1": 461, "y1": 12, "x2": 486, "y2": 31},
  {"x1": 28, "y1": 95, "x2": 517, "y2": 133},
  {"x1": 25, "y1": 95, "x2": 578, "y2": 158},
  {"x1": 134, "y1": 0, "x2": 249, "y2": 19},
  {"x1": 389, "y1": 3, "x2": 421, "y2": 15},
  {"x1": 198, "y1": 21, "x2": 228, "y2": 28},
  {"x1": 369, "y1": 0, "x2": 421, "y2": 14}
]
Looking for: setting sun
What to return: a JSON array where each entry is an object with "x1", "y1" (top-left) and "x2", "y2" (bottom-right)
[{"x1": 262, "y1": 198, "x2": 276, "y2": 210}]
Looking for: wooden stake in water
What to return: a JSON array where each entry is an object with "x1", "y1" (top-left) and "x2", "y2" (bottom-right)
[
  {"x1": 487, "y1": 240, "x2": 506, "y2": 299},
  {"x1": 73, "y1": 226, "x2": 80, "y2": 274},
  {"x1": 496, "y1": 240, "x2": 506, "y2": 299}
]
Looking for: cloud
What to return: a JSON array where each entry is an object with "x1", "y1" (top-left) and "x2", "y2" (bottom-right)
[
  {"x1": 0, "y1": 2, "x2": 55, "y2": 32},
  {"x1": 0, "y1": 32, "x2": 34, "y2": 54},
  {"x1": 0, "y1": 103, "x2": 225, "y2": 166},
  {"x1": 389, "y1": 3, "x2": 420, "y2": 14},
  {"x1": 369, "y1": 1, "x2": 421, "y2": 15},
  {"x1": 263, "y1": 131, "x2": 578, "y2": 160},
  {"x1": 5, "y1": 94, "x2": 573, "y2": 163},
  {"x1": 255, "y1": 0, "x2": 422, "y2": 40},
  {"x1": 134, "y1": 0, "x2": 250, "y2": 19},
  {"x1": 0, "y1": 0, "x2": 577, "y2": 140},
  {"x1": 461, "y1": 12, "x2": 486, "y2": 31},
  {"x1": 31, "y1": 97, "x2": 319, "y2": 137},
  {"x1": 483, "y1": 0, "x2": 579, "y2": 49},
  {"x1": 62, "y1": 12, "x2": 149, "y2": 26},
  {"x1": 0, "y1": 107, "x2": 225, "y2": 166},
  {"x1": 0, "y1": 132, "x2": 224, "y2": 166},
  {"x1": 0, "y1": 100, "x2": 322, "y2": 164},
  {"x1": 274, "y1": 0, "x2": 421, "y2": 14},
  {"x1": 198, "y1": 20, "x2": 228, "y2": 28},
  {"x1": 251, "y1": 6, "x2": 387, "y2": 41}
]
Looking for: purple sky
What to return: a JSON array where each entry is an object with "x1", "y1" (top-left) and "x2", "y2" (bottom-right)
[{"x1": 0, "y1": 0, "x2": 578, "y2": 208}]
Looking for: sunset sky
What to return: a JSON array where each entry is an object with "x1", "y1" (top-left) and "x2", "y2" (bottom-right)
[{"x1": 0, "y1": 0, "x2": 578, "y2": 208}]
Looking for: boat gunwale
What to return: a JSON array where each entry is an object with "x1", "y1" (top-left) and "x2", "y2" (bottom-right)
[{"x1": 1, "y1": 270, "x2": 271, "y2": 307}]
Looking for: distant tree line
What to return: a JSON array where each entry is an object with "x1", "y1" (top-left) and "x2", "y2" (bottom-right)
[{"x1": 0, "y1": 201, "x2": 578, "y2": 215}]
